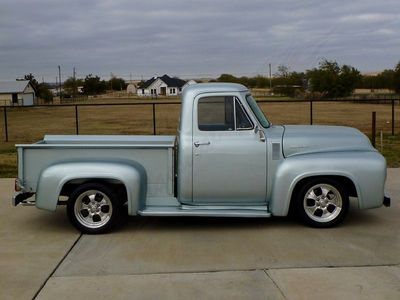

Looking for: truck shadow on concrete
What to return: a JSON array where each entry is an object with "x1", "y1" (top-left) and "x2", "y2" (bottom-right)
[
  {"x1": 20, "y1": 205, "x2": 385, "y2": 234},
  {"x1": 119, "y1": 208, "x2": 383, "y2": 234}
]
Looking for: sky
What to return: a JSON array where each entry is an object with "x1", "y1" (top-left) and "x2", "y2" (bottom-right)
[{"x1": 0, "y1": 0, "x2": 399, "y2": 81}]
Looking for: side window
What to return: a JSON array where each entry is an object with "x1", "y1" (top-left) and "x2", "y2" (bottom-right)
[
  {"x1": 198, "y1": 96, "x2": 234, "y2": 131},
  {"x1": 235, "y1": 100, "x2": 253, "y2": 130}
]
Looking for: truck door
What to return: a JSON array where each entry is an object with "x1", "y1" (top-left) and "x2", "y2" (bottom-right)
[{"x1": 192, "y1": 95, "x2": 267, "y2": 204}]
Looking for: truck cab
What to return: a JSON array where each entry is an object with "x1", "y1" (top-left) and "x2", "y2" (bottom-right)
[{"x1": 178, "y1": 84, "x2": 273, "y2": 205}]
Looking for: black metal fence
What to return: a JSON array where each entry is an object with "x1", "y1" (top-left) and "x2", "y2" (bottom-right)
[{"x1": 1, "y1": 98, "x2": 399, "y2": 145}]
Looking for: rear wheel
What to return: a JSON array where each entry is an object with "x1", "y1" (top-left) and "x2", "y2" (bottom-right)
[
  {"x1": 67, "y1": 183, "x2": 122, "y2": 234},
  {"x1": 295, "y1": 178, "x2": 349, "y2": 228}
]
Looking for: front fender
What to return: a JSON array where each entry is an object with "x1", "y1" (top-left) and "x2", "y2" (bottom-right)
[
  {"x1": 270, "y1": 151, "x2": 386, "y2": 216},
  {"x1": 36, "y1": 162, "x2": 146, "y2": 215}
]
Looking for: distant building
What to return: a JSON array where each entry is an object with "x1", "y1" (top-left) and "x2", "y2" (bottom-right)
[
  {"x1": 0, "y1": 80, "x2": 36, "y2": 106},
  {"x1": 138, "y1": 74, "x2": 187, "y2": 96},
  {"x1": 127, "y1": 82, "x2": 137, "y2": 94}
]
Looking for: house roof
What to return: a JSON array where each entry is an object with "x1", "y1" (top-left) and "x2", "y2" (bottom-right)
[
  {"x1": 139, "y1": 75, "x2": 186, "y2": 89},
  {"x1": 0, "y1": 80, "x2": 31, "y2": 94},
  {"x1": 159, "y1": 74, "x2": 186, "y2": 88},
  {"x1": 139, "y1": 77, "x2": 157, "y2": 89}
]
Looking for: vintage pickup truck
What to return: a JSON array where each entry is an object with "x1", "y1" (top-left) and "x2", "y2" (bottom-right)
[{"x1": 13, "y1": 83, "x2": 390, "y2": 233}]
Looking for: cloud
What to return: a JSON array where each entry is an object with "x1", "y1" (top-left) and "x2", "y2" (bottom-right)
[
  {"x1": 0, "y1": 0, "x2": 399, "y2": 81},
  {"x1": 339, "y1": 13, "x2": 397, "y2": 24}
]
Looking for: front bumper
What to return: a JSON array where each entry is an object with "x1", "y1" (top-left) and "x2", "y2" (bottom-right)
[{"x1": 12, "y1": 192, "x2": 35, "y2": 206}]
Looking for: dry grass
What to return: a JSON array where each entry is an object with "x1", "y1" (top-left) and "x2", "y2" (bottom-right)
[{"x1": 1, "y1": 99, "x2": 399, "y2": 178}]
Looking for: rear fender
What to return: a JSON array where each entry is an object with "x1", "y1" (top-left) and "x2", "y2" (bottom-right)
[{"x1": 36, "y1": 162, "x2": 147, "y2": 215}]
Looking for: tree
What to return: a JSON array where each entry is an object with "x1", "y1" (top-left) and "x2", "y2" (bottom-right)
[
  {"x1": 274, "y1": 65, "x2": 290, "y2": 78},
  {"x1": 216, "y1": 74, "x2": 269, "y2": 88},
  {"x1": 357, "y1": 70, "x2": 395, "y2": 90},
  {"x1": 36, "y1": 83, "x2": 53, "y2": 102},
  {"x1": 109, "y1": 77, "x2": 127, "y2": 91},
  {"x1": 393, "y1": 62, "x2": 400, "y2": 94},
  {"x1": 82, "y1": 74, "x2": 107, "y2": 95},
  {"x1": 64, "y1": 77, "x2": 84, "y2": 97},
  {"x1": 306, "y1": 60, "x2": 361, "y2": 98}
]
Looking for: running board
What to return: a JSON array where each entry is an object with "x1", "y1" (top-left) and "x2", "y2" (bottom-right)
[
  {"x1": 181, "y1": 204, "x2": 269, "y2": 211},
  {"x1": 138, "y1": 206, "x2": 271, "y2": 218}
]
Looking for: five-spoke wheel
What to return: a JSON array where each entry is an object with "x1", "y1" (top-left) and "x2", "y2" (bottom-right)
[
  {"x1": 296, "y1": 178, "x2": 349, "y2": 228},
  {"x1": 67, "y1": 183, "x2": 122, "y2": 234}
]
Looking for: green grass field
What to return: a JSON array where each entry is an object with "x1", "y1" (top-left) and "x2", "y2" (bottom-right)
[{"x1": 1, "y1": 99, "x2": 399, "y2": 178}]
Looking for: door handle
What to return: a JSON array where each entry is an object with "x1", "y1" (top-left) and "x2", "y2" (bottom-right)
[{"x1": 194, "y1": 141, "x2": 210, "y2": 147}]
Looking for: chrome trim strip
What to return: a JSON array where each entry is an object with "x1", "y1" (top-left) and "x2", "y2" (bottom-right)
[{"x1": 181, "y1": 204, "x2": 269, "y2": 211}]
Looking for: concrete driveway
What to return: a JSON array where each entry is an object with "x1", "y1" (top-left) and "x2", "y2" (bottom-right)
[{"x1": 1, "y1": 169, "x2": 399, "y2": 300}]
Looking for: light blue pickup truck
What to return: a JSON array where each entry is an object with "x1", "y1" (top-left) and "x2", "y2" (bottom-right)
[{"x1": 13, "y1": 83, "x2": 390, "y2": 233}]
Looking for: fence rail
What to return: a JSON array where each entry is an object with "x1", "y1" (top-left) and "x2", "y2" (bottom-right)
[{"x1": 2, "y1": 98, "x2": 399, "y2": 143}]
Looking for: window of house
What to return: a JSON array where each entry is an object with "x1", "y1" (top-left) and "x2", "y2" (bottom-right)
[
  {"x1": 141, "y1": 89, "x2": 144, "y2": 94},
  {"x1": 198, "y1": 96, "x2": 253, "y2": 131}
]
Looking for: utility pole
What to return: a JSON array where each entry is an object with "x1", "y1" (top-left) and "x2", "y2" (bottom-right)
[
  {"x1": 73, "y1": 66, "x2": 76, "y2": 100},
  {"x1": 269, "y1": 63, "x2": 272, "y2": 91},
  {"x1": 58, "y1": 65, "x2": 62, "y2": 100}
]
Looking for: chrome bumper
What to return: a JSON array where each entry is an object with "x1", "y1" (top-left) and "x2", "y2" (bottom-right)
[{"x1": 12, "y1": 192, "x2": 35, "y2": 206}]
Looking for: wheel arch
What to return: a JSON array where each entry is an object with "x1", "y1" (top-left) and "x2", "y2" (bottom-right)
[
  {"x1": 270, "y1": 154, "x2": 364, "y2": 217},
  {"x1": 288, "y1": 175, "x2": 357, "y2": 215},
  {"x1": 36, "y1": 162, "x2": 146, "y2": 215}
]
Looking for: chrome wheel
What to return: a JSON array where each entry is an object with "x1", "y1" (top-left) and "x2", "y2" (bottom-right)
[
  {"x1": 303, "y1": 183, "x2": 342, "y2": 223},
  {"x1": 74, "y1": 190, "x2": 113, "y2": 229}
]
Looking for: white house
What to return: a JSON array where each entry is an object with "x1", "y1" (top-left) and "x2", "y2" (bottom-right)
[
  {"x1": 137, "y1": 74, "x2": 187, "y2": 97},
  {"x1": 0, "y1": 80, "x2": 36, "y2": 106}
]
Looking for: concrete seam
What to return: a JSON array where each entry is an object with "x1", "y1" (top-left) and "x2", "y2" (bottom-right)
[
  {"x1": 270, "y1": 263, "x2": 400, "y2": 270},
  {"x1": 32, "y1": 232, "x2": 83, "y2": 300},
  {"x1": 263, "y1": 269, "x2": 287, "y2": 300},
  {"x1": 53, "y1": 263, "x2": 400, "y2": 278}
]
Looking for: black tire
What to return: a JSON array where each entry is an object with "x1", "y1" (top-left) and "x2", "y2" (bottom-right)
[
  {"x1": 295, "y1": 178, "x2": 349, "y2": 228},
  {"x1": 67, "y1": 183, "x2": 122, "y2": 234}
]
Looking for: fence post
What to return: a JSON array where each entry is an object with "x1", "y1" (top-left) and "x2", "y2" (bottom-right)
[
  {"x1": 3, "y1": 107, "x2": 8, "y2": 142},
  {"x1": 392, "y1": 99, "x2": 395, "y2": 136},
  {"x1": 152, "y1": 103, "x2": 156, "y2": 135},
  {"x1": 310, "y1": 98, "x2": 313, "y2": 125},
  {"x1": 372, "y1": 111, "x2": 376, "y2": 147},
  {"x1": 75, "y1": 105, "x2": 79, "y2": 135}
]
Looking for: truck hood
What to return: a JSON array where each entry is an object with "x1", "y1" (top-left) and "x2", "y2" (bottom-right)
[{"x1": 282, "y1": 125, "x2": 375, "y2": 157}]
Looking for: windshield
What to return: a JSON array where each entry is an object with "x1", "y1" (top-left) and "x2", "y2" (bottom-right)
[{"x1": 245, "y1": 95, "x2": 270, "y2": 128}]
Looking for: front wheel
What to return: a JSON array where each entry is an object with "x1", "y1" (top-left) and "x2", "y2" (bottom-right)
[
  {"x1": 295, "y1": 178, "x2": 349, "y2": 228},
  {"x1": 67, "y1": 183, "x2": 122, "y2": 234}
]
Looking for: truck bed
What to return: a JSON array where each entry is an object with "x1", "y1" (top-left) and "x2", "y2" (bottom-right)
[{"x1": 17, "y1": 135, "x2": 176, "y2": 198}]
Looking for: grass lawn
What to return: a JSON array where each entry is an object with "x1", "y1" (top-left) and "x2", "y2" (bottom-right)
[{"x1": 1, "y1": 99, "x2": 399, "y2": 178}]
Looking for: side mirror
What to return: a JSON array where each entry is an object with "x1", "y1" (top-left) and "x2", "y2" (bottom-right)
[{"x1": 254, "y1": 125, "x2": 266, "y2": 142}]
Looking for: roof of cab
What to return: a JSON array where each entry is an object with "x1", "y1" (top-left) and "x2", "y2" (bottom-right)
[{"x1": 182, "y1": 82, "x2": 248, "y2": 98}]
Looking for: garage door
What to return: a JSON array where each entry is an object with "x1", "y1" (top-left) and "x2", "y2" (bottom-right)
[{"x1": 23, "y1": 93, "x2": 34, "y2": 106}]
